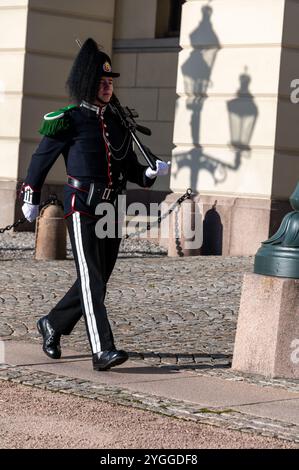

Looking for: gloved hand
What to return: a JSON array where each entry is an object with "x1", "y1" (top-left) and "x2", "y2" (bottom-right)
[
  {"x1": 145, "y1": 160, "x2": 170, "y2": 179},
  {"x1": 22, "y1": 203, "x2": 39, "y2": 222}
]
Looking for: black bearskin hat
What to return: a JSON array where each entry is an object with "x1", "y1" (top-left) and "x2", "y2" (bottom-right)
[{"x1": 66, "y1": 38, "x2": 120, "y2": 104}]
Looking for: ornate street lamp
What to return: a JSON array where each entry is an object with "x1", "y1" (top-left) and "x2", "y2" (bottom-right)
[{"x1": 254, "y1": 182, "x2": 299, "y2": 279}]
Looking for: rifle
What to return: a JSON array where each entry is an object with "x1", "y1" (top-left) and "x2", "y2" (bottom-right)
[{"x1": 110, "y1": 93, "x2": 158, "y2": 170}]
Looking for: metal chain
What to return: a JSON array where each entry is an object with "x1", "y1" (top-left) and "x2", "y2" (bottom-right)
[
  {"x1": 0, "y1": 217, "x2": 27, "y2": 234},
  {"x1": 0, "y1": 194, "x2": 63, "y2": 234},
  {"x1": 124, "y1": 188, "x2": 193, "y2": 239},
  {"x1": 0, "y1": 189, "x2": 193, "y2": 239},
  {"x1": 39, "y1": 194, "x2": 64, "y2": 211}
]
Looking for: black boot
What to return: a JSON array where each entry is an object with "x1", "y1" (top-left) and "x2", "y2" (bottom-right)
[
  {"x1": 37, "y1": 316, "x2": 61, "y2": 359},
  {"x1": 92, "y1": 349, "x2": 128, "y2": 371}
]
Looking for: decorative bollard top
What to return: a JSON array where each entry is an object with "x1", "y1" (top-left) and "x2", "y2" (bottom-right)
[
  {"x1": 35, "y1": 195, "x2": 66, "y2": 261},
  {"x1": 254, "y1": 182, "x2": 299, "y2": 278}
]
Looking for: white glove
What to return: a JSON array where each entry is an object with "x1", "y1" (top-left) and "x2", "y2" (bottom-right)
[
  {"x1": 145, "y1": 160, "x2": 170, "y2": 179},
  {"x1": 22, "y1": 203, "x2": 39, "y2": 223}
]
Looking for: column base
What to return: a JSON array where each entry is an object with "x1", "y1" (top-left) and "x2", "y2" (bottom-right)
[
  {"x1": 162, "y1": 192, "x2": 291, "y2": 256},
  {"x1": 0, "y1": 180, "x2": 19, "y2": 229},
  {"x1": 232, "y1": 272, "x2": 299, "y2": 379}
]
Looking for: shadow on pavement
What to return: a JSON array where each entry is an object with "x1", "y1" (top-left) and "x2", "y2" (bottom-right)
[{"x1": 12, "y1": 352, "x2": 232, "y2": 372}]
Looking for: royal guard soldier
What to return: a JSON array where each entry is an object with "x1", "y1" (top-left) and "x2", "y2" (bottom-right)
[{"x1": 21, "y1": 38, "x2": 169, "y2": 371}]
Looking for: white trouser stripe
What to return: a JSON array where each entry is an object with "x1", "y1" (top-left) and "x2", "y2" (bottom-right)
[{"x1": 72, "y1": 212, "x2": 101, "y2": 353}]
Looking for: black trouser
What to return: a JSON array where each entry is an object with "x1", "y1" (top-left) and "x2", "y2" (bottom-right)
[{"x1": 47, "y1": 212, "x2": 121, "y2": 353}]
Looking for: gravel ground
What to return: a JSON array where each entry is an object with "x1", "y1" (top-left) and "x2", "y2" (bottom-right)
[
  {"x1": 0, "y1": 380, "x2": 297, "y2": 449},
  {"x1": 0, "y1": 232, "x2": 166, "y2": 260}
]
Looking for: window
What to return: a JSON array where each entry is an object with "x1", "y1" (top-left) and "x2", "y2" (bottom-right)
[{"x1": 156, "y1": 0, "x2": 185, "y2": 38}]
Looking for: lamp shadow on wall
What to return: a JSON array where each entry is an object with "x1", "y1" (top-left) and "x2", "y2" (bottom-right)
[
  {"x1": 173, "y1": 3, "x2": 259, "y2": 190},
  {"x1": 173, "y1": 2, "x2": 259, "y2": 254}
]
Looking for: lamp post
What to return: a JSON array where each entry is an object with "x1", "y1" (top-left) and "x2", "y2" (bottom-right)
[
  {"x1": 232, "y1": 182, "x2": 299, "y2": 379},
  {"x1": 254, "y1": 182, "x2": 299, "y2": 278}
]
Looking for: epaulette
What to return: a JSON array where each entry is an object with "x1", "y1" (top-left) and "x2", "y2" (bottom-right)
[{"x1": 39, "y1": 104, "x2": 77, "y2": 136}]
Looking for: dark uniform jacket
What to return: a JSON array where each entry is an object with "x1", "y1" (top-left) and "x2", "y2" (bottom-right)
[{"x1": 22, "y1": 103, "x2": 155, "y2": 217}]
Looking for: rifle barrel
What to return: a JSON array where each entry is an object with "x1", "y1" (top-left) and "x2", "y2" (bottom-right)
[{"x1": 130, "y1": 132, "x2": 157, "y2": 169}]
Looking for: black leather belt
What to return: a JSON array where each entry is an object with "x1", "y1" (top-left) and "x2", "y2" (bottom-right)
[
  {"x1": 67, "y1": 176, "x2": 89, "y2": 191},
  {"x1": 67, "y1": 176, "x2": 107, "y2": 191},
  {"x1": 67, "y1": 177, "x2": 117, "y2": 204},
  {"x1": 86, "y1": 183, "x2": 116, "y2": 205}
]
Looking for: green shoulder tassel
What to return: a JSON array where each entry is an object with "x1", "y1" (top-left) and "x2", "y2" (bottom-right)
[{"x1": 39, "y1": 104, "x2": 77, "y2": 136}]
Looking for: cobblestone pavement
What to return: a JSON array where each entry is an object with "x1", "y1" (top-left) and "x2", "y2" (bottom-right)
[
  {"x1": 1, "y1": 235, "x2": 299, "y2": 388},
  {"x1": 1, "y1": 246, "x2": 299, "y2": 390},
  {"x1": 1, "y1": 234, "x2": 299, "y2": 444},
  {"x1": 0, "y1": 250, "x2": 249, "y2": 365}
]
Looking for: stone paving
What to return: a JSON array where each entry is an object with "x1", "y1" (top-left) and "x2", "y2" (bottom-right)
[
  {"x1": 1, "y1": 234, "x2": 299, "y2": 444},
  {"x1": 1, "y1": 237, "x2": 299, "y2": 387},
  {"x1": 0, "y1": 252, "x2": 249, "y2": 366}
]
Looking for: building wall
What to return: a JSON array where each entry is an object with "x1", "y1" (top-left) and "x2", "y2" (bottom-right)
[
  {"x1": 272, "y1": 0, "x2": 299, "y2": 199},
  {"x1": 112, "y1": 0, "x2": 179, "y2": 199},
  {"x1": 0, "y1": 0, "x2": 180, "y2": 228},
  {"x1": 168, "y1": 0, "x2": 299, "y2": 255},
  {"x1": 114, "y1": 0, "x2": 157, "y2": 39},
  {"x1": 0, "y1": 0, "x2": 28, "y2": 225},
  {"x1": 171, "y1": 0, "x2": 285, "y2": 199},
  {"x1": 19, "y1": 0, "x2": 115, "y2": 185},
  {"x1": 0, "y1": 0, "x2": 116, "y2": 227},
  {"x1": 2, "y1": 0, "x2": 298, "y2": 254}
]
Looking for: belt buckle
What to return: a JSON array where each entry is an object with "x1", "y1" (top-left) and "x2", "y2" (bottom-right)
[{"x1": 102, "y1": 187, "x2": 111, "y2": 200}]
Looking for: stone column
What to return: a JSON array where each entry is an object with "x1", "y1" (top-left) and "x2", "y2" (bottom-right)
[{"x1": 166, "y1": 0, "x2": 299, "y2": 256}]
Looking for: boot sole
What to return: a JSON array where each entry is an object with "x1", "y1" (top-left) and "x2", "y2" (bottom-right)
[
  {"x1": 36, "y1": 320, "x2": 42, "y2": 335},
  {"x1": 36, "y1": 321, "x2": 43, "y2": 336},
  {"x1": 93, "y1": 355, "x2": 128, "y2": 371}
]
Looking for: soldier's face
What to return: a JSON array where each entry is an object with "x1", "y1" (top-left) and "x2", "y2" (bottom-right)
[{"x1": 97, "y1": 77, "x2": 113, "y2": 104}]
